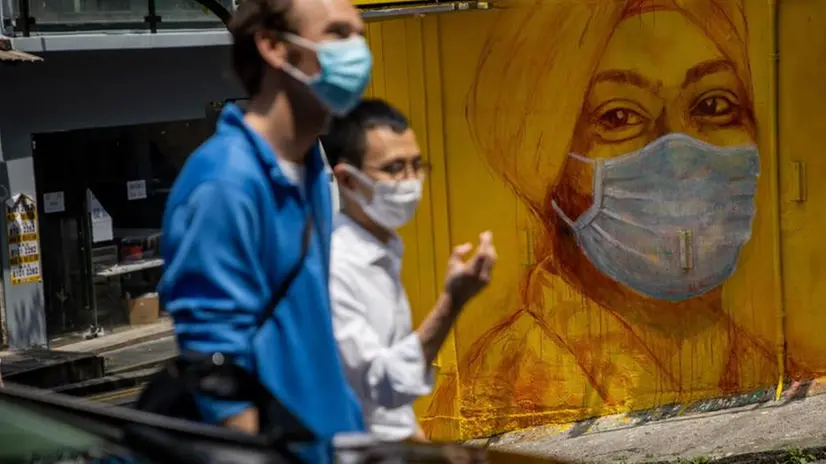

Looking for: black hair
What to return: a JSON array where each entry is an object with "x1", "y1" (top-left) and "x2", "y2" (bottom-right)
[{"x1": 321, "y1": 98, "x2": 410, "y2": 169}]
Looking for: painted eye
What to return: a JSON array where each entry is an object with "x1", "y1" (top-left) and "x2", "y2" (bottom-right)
[
  {"x1": 692, "y1": 96, "x2": 732, "y2": 117},
  {"x1": 591, "y1": 101, "x2": 651, "y2": 143},
  {"x1": 690, "y1": 91, "x2": 741, "y2": 126},
  {"x1": 598, "y1": 108, "x2": 644, "y2": 130}
]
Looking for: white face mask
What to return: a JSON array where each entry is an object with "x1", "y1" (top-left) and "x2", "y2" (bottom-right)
[{"x1": 341, "y1": 164, "x2": 422, "y2": 230}]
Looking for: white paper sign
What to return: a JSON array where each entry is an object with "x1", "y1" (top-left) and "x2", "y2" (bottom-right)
[
  {"x1": 43, "y1": 191, "x2": 65, "y2": 214},
  {"x1": 87, "y1": 189, "x2": 113, "y2": 243},
  {"x1": 6, "y1": 194, "x2": 42, "y2": 285},
  {"x1": 127, "y1": 180, "x2": 147, "y2": 201}
]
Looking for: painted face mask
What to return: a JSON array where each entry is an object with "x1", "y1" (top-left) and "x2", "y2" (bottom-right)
[
  {"x1": 552, "y1": 133, "x2": 759, "y2": 301},
  {"x1": 282, "y1": 33, "x2": 373, "y2": 116},
  {"x1": 342, "y1": 165, "x2": 422, "y2": 230}
]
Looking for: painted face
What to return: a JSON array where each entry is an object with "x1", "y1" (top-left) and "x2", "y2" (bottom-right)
[
  {"x1": 554, "y1": 10, "x2": 759, "y2": 301},
  {"x1": 573, "y1": 10, "x2": 755, "y2": 161}
]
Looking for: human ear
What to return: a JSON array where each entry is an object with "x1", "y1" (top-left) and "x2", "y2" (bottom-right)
[
  {"x1": 254, "y1": 30, "x2": 289, "y2": 71},
  {"x1": 332, "y1": 164, "x2": 355, "y2": 190}
]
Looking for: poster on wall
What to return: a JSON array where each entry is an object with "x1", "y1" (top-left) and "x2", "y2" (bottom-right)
[
  {"x1": 87, "y1": 189, "x2": 113, "y2": 243},
  {"x1": 6, "y1": 193, "x2": 41, "y2": 286},
  {"x1": 43, "y1": 191, "x2": 65, "y2": 214},
  {"x1": 126, "y1": 180, "x2": 147, "y2": 201}
]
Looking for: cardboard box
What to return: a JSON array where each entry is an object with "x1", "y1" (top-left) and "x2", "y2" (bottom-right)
[{"x1": 126, "y1": 292, "x2": 159, "y2": 325}]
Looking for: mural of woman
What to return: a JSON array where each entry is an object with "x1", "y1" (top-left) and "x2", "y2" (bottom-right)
[{"x1": 424, "y1": 0, "x2": 794, "y2": 440}]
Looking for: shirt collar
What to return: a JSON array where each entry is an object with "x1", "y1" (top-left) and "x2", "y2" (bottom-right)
[
  {"x1": 334, "y1": 213, "x2": 404, "y2": 265},
  {"x1": 216, "y1": 103, "x2": 324, "y2": 186}
]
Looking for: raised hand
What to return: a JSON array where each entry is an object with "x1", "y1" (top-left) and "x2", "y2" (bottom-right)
[{"x1": 444, "y1": 231, "x2": 497, "y2": 310}]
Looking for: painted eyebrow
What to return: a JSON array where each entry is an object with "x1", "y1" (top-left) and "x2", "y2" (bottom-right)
[
  {"x1": 592, "y1": 59, "x2": 736, "y2": 93},
  {"x1": 593, "y1": 69, "x2": 659, "y2": 93},
  {"x1": 681, "y1": 59, "x2": 736, "y2": 88}
]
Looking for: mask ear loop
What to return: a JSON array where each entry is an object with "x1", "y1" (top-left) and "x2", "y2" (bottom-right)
[
  {"x1": 338, "y1": 164, "x2": 376, "y2": 208},
  {"x1": 279, "y1": 33, "x2": 320, "y2": 85},
  {"x1": 281, "y1": 32, "x2": 318, "y2": 52},
  {"x1": 341, "y1": 164, "x2": 376, "y2": 190},
  {"x1": 551, "y1": 153, "x2": 596, "y2": 230}
]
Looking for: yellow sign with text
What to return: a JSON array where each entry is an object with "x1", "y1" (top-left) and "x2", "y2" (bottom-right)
[{"x1": 6, "y1": 194, "x2": 41, "y2": 286}]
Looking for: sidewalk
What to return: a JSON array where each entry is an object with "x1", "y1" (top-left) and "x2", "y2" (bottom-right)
[
  {"x1": 101, "y1": 336, "x2": 176, "y2": 374},
  {"x1": 0, "y1": 318, "x2": 173, "y2": 389},
  {"x1": 479, "y1": 381, "x2": 826, "y2": 463},
  {"x1": 52, "y1": 335, "x2": 178, "y2": 401},
  {"x1": 58, "y1": 318, "x2": 173, "y2": 355},
  {"x1": 0, "y1": 317, "x2": 173, "y2": 359}
]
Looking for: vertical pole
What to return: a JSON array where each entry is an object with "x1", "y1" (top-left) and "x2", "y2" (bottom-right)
[
  {"x1": 17, "y1": 0, "x2": 31, "y2": 37},
  {"x1": 146, "y1": 0, "x2": 158, "y2": 33},
  {"x1": 82, "y1": 192, "x2": 98, "y2": 330},
  {"x1": 0, "y1": 270, "x2": 7, "y2": 349}
]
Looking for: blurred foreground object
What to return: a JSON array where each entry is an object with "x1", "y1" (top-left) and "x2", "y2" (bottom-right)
[{"x1": 0, "y1": 382, "x2": 576, "y2": 464}]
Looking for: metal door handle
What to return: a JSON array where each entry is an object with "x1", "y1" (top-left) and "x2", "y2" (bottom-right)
[{"x1": 792, "y1": 160, "x2": 806, "y2": 203}]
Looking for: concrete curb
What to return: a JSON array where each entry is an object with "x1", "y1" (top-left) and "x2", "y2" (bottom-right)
[
  {"x1": 106, "y1": 354, "x2": 176, "y2": 376},
  {"x1": 3, "y1": 351, "x2": 104, "y2": 389},
  {"x1": 54, "y1": 367, "x2": 158, "y2": 397}
]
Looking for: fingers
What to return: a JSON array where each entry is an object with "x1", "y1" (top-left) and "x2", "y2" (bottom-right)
[
  {"x1": 450, "y1": 231, "x2": 496, "y2": 276},
  {"x1": 449, "y1": 243, "x2": 473, "y2": 263},
  {"x1": 479, "y1": 230, "x2": 493, "y2": 248},
  {"x1": 476, "y1": 231, "x2": 497, "y2": 280}
]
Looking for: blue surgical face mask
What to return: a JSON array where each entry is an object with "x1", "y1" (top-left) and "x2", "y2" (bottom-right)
[
  {"x1": 552, "y1": 133, "x2": 760, "y2": 302},
  {"x1": 282, "y1": 33, "x2": 372, "y2": 116}
]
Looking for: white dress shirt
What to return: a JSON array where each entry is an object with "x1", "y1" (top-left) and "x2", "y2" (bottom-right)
[{"x1": 330, "y1": 213, "x2": 434, "y2": 441}]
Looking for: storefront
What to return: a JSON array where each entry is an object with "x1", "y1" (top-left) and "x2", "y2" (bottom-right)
[
  {"x1": 33, "y1": 118, "x2": 214, "y2": 341},
  {"x1": 0, "y1": 46, "x2": 242, "y2": 349},
  {"x1": 0, "y1": 0, "x2": 460, "y2": 349}
]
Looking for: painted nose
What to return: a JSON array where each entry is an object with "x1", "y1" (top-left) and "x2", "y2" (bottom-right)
[{"x1": 654, "y1": 107, "x2": 693, "y2": 137}]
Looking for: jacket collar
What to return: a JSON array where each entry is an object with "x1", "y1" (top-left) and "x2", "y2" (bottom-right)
[{"x1": 216, "y1": 103, "x2": 325, "y2": 187}]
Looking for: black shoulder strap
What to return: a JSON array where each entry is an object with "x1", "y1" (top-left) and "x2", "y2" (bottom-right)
[{"x1": 254, "y1": 212, "x2": 313, "y2": 330}]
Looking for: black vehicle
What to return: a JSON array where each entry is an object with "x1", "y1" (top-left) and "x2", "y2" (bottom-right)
[{"x1": 0, "y1": 383, "x2": 572, "y2": 464}]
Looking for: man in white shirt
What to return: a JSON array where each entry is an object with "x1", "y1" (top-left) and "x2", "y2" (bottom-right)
[{"x1": 322, "y1": 99, "x2": 497, "y2": 441}]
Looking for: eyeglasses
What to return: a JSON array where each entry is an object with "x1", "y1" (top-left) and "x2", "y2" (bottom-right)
[{"x1": 369, "y1": 158, "x2": 432, "y2": 180}]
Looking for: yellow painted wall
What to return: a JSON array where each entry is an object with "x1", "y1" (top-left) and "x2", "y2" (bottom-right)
[
  {"x1": 360, "y1": 0, "x2": 826, "y2": 443},
  {"x1": 363, "y1": 17, "x2": 457, "y2": 423},
  {"x1": 778, "y1": 0, "x2": 826, "y2": 379}
]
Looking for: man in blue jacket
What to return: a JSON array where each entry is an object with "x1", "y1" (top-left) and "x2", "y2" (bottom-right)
[{"x1": 157, "y1": 0, "x2": 371, "y2": 452}]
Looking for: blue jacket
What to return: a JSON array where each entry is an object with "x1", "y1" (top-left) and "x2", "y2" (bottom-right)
[{"x1": 158, "y1": 104, "x2": 364, "y2": 455}]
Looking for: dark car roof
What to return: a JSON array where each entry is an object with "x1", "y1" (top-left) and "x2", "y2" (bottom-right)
[{"x1": 0, "y1": 383, "x2": 574, "y2": 464}]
